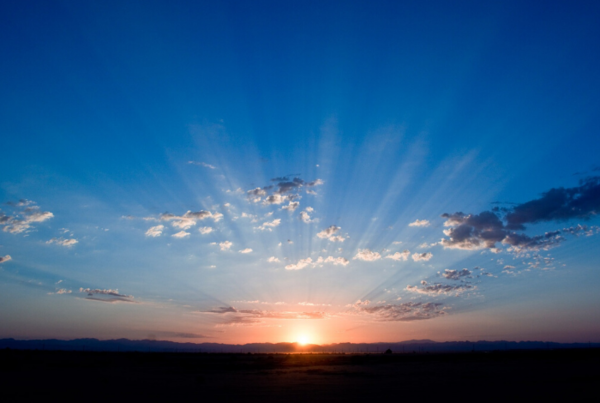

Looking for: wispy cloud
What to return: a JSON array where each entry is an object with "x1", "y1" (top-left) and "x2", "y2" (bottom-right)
[
  {"x1": 1, "y1": 202, "x2": 54, "y2": 234},
  {"x1": 172, "y1": 230, "x2": 190, "y2": 238},
  {"x1": 412, "y1": 252, "x2": 433, "y2": 262},
  {"x1": 317, "y1": 225, "x2": 346, "y2": 242},
  {"x1": 256, "y1": 219, "x2": 281, "y2": 231},
  {"x1": 46, "y1": 238, "x2": 78, "y2": 247},
  {"x1": 409, "y1": 219, "x2": 430, "y2": 227},
  {"x1": 0, "y1": 255, "x2": 12, "y2": 264},
  {"x1": 188, "y1": 161, "x2": 216, "y2": 169},
  {"x1": 145, "y1": 225, "x2": 164, "y2": 237},
  {"x1": 219, "y1": 241, "x2": 232, "y2": 251},
  {"x1": 406, "y1": 282, "x2": 474, "y2": 296},
  {"x1": 385, "y1": 250, "x2": 410, "y2": 261},
  {"x1": 353, "y1": 249, "x2": 381, "y2": 262},
  {"x1": 353, "y1": 301, "x2": 447, "y2": 321},
  {"x1": 239, "y1": 248, "x2": 252, "y2": 254},
  {"x1": 80, "y1": 288, "x2": 135, "y2": 303}
]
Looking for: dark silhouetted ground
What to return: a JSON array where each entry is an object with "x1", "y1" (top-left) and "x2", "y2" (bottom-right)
[{"x1": 1, "y1": 349, "x2": 599, "y2": 401}]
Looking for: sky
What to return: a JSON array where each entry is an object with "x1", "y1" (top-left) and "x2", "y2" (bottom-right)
[{"x1": 1, "y1": 0, "x2": 600, "y2": 345}]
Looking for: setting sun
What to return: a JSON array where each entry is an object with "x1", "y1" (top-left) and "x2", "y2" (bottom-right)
[{"x1": 297, "y1": 335, "x2": 309, "y2": 345}]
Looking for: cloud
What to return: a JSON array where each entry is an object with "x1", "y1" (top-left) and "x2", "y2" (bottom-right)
[
  {"x1": 239, "y1": 248, "x2": 252, "y2": 254},
  {"x1": 299, "y1": 210, "x2": 317, "y2": 223},
  {"x1": 172, "y1": 231, "x2": 190, "y2": 238},
  {"x1": 505, "y1": 176, "x2": 600, "y2": 228},
  {"x1": 198, "y1": 226, "x2": 213, "y2": 234},
  {"x1": 317, "y1": 225, "x2": 346, "y2": 242},
  {"x1": 188, "y1": 161, "x2": 216, "y2": 169},
  {"x1": 409, "y1": 219, "x2": 430, "y2": 227},
  {"x1": 317, "y1": 256, "x2": 350, "y2": 266},
  {"x1": 56, "y1": 289, "x2": 72, "y2": 294},
  {"x1": 267, "y1": 256, "x2": 280, "y2": 263},
  {"x1": 386, "y1": 250, "x2": 410, "y2": 261},
  {"x1": 412, "y1": 252, "x2": 433, "y2": 262},
  {"x1": 256, "y1": 218, "x2": 281, "y2": 231},
  {"x1": 219, "y1": 241, "x2": 232, "y2": 251},
  {"x1": 0, "y1": 255, "x2": 12, "y2": 264},
  {"x1": 46, "y1": 238, "x2": 78, "y2": 247},
  {"x1": 282, "y1": 201, "x2": 300, "y2": 211},
  {"x1": 145, "y1": 225, "x2": 164, "y2": 237},
  {"x1": 406, "y1": 282, "x2": 474, "y2": 296},
  {"x1": 80, "y1": 288, "x2": 134, "y2": 303},
  {"x1": 263, "y1": 194, "x2": 298, "y2": 205},
  {"x1": 353, "y1": 249, "x2": 381, "y2": 262},
  {"x1": 354, "y1": 301, "x2": 446, "y2": 321},
  {"x1": 441, "y1": 177, "x2": 600, "y2": 252},
  {"x1": 155, "y1": 210, "x2": 222, "y2": 229},
  {"x1": 246, "y1": 177, "x2": 323, "y2": 204},
  {"x1": 203, "y1": 305, "x2": 329, "y2": 326},
  {"x1": 1, "y1": 203, "x2": 54, "y2": 234},
  {"x1": 440, "y1": 269, "x2": 471, "y2": 280},
  {"x1": 286, "y1": 255, "x2": 350, "y2": 270},
  {"x1": 285, "y1": 257, "x2": 313, "y2": 270}
]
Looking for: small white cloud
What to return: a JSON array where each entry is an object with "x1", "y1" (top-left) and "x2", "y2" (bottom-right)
[
  {"x1": 56, "y1": 289, "x2": 72, "y2": 294},
  {"x1": 317, "y1": 225, "x2": 346, "y2": 242},
  {"x1": 412, "y1": 252, "x2": 433, "y2": 262},
  {"x1": 239, "y1": 248, "x2": 253, "y2": 254},
  {"x1": 353, "y1": 249, "x2": 381, "y2": 262},
  {"x1": 0, "y1": 255, "x2": 12, "y2": 264},
  {"x1": 386, "y1": 250, "x2": 410, "y2": 261},
  {"x1": 285, "y1": 258, "x2": 313, "y2": 270},
  {"x1": 305, "y1": 207, "x2": 314, "y2": 212},
  {"x1": 46, "y1": 238, "x2": 78, "y2": 247},
  {"x1": 256, "y1": 219, "x2": 281, "y2": 231},
  {"x1": 409, "y1": 219, "x2": 430, "y2": 227},
  {"x1": 188, "y1": 161, "x2": 216, "y2": 169},
  {"x1": 172, "y1": 231, "x2": 190, "y2": 238},
  {"x1": 219, "y1": 241, "x2": 232, "y2": 251},
  {"x1": 392, "y1": 241, "x2": 402, "y2": 245},
  {"x1": 267, "y1": 256, "x2": 280, "y2": 263},
  {"x1": 299, "y1": 210, "x2": 317, "y2": 223},
  {"x1": 198, "y1": 226, "x2": 213, "y2": 235},
  {"x1": 145, "y1": 225, "x2": 164, "y2": 237},
  {"x1": 282, "y1": 201, "x2": 300, "y2": 212}
]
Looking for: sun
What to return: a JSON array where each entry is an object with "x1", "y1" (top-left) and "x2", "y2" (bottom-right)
[{"x1": 297, "y1": 335, "x2": 309, "y2": 345}]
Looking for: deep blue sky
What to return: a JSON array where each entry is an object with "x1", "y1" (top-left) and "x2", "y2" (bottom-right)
[{"x1": 1, "y1": 0, "x2": 599, "y2": 343}]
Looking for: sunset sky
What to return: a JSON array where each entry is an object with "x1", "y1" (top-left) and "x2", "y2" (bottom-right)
[{"x1": 1, "y1": 0, "x2": 600, "y2": 344}]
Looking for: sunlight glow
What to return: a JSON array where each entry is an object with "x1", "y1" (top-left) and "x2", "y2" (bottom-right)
[{"x1": 297, "y1": 335, "x2": 309, "y2": 345}]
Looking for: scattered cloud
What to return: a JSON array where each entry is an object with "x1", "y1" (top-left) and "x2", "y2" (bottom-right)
[
  {"x1": 46, "y1": 238, "x2": 78, "y2": 247},
  {"x1": 256, "y1": 218, "x2": 281, "y2": 231},
  {"x1": 285, "y1": 257, "x2": 313, "y2": 270},
  {"x1": 299, "y1": 210, "x2": 317, "y2": 223},
  {"x1": 406, "y1": 282, "x2": 474, "y2": 296},
  {"x1": 153, "y1": 210, "x2": 223, "y2": 230},
  {"x1": 385, "y1": 250, "x2": 410, "y2": 261},
  {"x1": 172, "y1": 230, "x2": 190, "y2": 238},
  {"x1": 317, "y1": 225, "x2": 346, "y2": 242},
  {"x1": 267, "y1": 256, "x2": 280, "y2": 263},
  {"x1": 316, "y1": 256, "x2": 350, "y2": 266},
  {"x1": 440, "y1": 177, "x2": 600, "y2": 253},
  {"x1": 218, "y1": 241, "x2": 232, "y2": 251},
  {"x1": 0, "y1": 255, "x2": 11, "y2": 264},
  {"x1": 1, "y1": 203, "x2": 54, "y2": 234},
  {"x1": 281, "y1": 201, "x2": 300, "y2": 211},
  {"x1": 198, "y1": 226, "x2": 213, "y2": 234},
  {"x1": 145, "y1": 225, "x2": 164, "y2": 237},
  {"x1": 412, "y1": 252, "x2": 433, "y2": 262},
  {"x1": 56, "y1": 289, "x2": 72, "y2": 294},
  {"x1": 440, "y1": 269, "x2": 471, "y2": 280},
  {"x1": 409, "y1": 219, "x2": 430, "y2": 227},
  {"x1": 80, "y1": 288, "x2": 135, "y2": 303},
  {"x1": 353, "y1": 249, "x2": 381, "y2": 262},
  {"x1": 188, "y1": 161, "x2": 216, "y2": 169},
  {"x1": 354, "y1": 301, "x2": 446, "y2": 321},
  {"x1": 239, "y1": 248, "x2": 252, "y2": 254}
]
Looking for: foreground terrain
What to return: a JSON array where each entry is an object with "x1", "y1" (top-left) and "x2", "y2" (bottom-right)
[{"x1": 2, "y1": 349, "x2": 599, "y2": 401}]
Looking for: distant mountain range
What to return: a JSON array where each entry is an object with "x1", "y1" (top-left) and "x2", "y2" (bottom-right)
[{"x1": 1, "y1": 338, "x2": 598, "y2": 353}]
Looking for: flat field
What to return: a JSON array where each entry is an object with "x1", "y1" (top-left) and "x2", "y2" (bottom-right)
[{"x1": 1, "y1": 349, "x2": 599, "y2": 401}]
